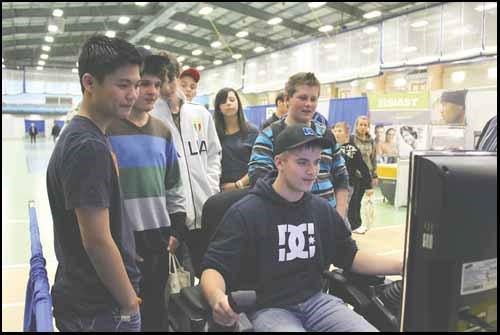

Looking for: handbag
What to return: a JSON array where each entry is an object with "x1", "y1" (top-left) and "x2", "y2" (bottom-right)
[{"x1": 167, "y1": 253, "x2": 191, "y2": 294}]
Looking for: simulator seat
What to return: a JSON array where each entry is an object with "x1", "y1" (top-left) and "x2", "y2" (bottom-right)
[{"x1": 168, "y1": 188, "x2": 402, "y2": 332}]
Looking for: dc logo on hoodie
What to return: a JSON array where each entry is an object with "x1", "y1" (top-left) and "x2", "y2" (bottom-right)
[{"x1": 278, "y1": 223, "x2": 316, "y2": 262}]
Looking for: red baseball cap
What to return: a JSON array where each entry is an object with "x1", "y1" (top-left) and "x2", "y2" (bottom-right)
[{"x1": 180, "y1": 67, "x2": 200, "y2": 83}]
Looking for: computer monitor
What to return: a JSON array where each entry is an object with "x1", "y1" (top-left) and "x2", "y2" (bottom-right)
[{"x1": 400, "y1": 151, "x2": 497, "y2": 332}]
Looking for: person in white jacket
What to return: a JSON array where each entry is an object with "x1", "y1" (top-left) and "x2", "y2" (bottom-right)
[{"x1": 151, "y1": 51, "x2": 222, "y2": 275}]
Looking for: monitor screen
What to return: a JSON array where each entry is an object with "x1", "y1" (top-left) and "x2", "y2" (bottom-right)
[{"x1": 401, "y1": 151, "x2": 497, "y2": 332}]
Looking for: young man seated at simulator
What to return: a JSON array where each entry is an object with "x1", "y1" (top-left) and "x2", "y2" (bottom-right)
[{"x1": 200, "y1": 123, "x2": 403, "y2": 332}]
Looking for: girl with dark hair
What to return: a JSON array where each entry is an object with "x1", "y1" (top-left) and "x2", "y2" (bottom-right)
[{"x1": 213, "y1": 88, "x2": 259, "y2": 191}]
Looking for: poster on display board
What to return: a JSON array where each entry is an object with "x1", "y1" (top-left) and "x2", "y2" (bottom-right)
[
  {"x1": 367, "y1": 92, "x2": 431, "y2": 124},
  {"x1": 430, "y1": 125, "x2": 466, "y2": 150},
  {"x1": 397, "y1": 125, "x2": 429, "y2": 158},
  {"x1": 430, "y1": 89, "x2": 468, "y2": 126}
]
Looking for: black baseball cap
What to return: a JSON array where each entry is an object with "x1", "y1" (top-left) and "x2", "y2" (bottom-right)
[
  {"x1": 441, "y1": 90, "x2": 467, "y2": 107},
  {"x1": 274, "y1": 123, "x2": 331, "y2": 156}
]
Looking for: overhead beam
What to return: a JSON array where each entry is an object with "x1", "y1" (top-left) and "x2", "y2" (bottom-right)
[
  {"x1": 207, "y1": 2, "x2": 317, "y2": 35},
  {"x1": 2, "y1": 4, "x2": 161, "y2": 19},
  {"x1": 2, "y1": 21, "x2": 142, "y2": 36},
  {"x1": 129, "y1": 2, "x2": 190, "y2": 44},
  {"x1": 326, "y1": 3, "x2": 365, "y2": 19},
  {"x1": 170, "y1": 12, "x2": 281, "y2": 49}
]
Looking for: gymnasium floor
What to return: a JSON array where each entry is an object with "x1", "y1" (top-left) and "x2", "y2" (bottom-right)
[{"x1": 2, "y1": 137, "x2": 407, "y2": 332}]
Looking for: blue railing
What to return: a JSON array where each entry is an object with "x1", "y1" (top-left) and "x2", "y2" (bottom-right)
[{"x1": 23, "y1": 201, "x2": 54, "y2": 332}]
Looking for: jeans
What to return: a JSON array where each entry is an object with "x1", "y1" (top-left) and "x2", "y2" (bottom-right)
[
  {"x1": 248, "y1": 292, "x2": 378, "y2": 332},
  {"x1": 55, "y1": 306, "x2": 141, "y2": 332}
]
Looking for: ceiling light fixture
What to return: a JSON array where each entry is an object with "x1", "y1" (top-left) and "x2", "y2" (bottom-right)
[
  {"x1": 210, "y1": 41, "x2": 222, "y2": 48},
  {"x1": 135, "y1": 2, "x2": 149, "y2": 6},
  {"x1": 308, "y1": 2, "x2": 326, "y2": 9},
  {"x1": 232, "y1": 53, "x2": 242, "y2": 60},
  {"x1": 182, "y1": 65, "x2": 190, "y2": 71},
  {"x1": 40, "y1": 54, "x2": 49, "y2": 60},
  {"x1": 363, "y1": 10, "x2": 381, "y2": 19},
  {"x1": 105, "y1": 30, "x2": 116, "y2": 38},
  {"x1": 213, "y1": 59, "x2": 222, "y2": 65},
  {"x1": 72, "y1": 68, "x2": 78, "y2": 73},
  {"x1": 36, "y1": 66, "x2": 44, "y2": 71},
  {"x1": 38, "y1": 60, "x2": 46, "y2": 66},
  {"x1": 143, "y1": 45, "x2": 151, "y2": 50},
  {"x1": 236, "y1": 31, "x2": 248, "y2": 38},
  {"x1": 196, "y1": 65, "x2": 205, "y2": 71},
  {"x1": 254, "y1": 46, "x2": 265, "y2": 53},
  {"x1": 52, "y1": 9, "x2": 63, "y2": 17},
  {"x1": 177, "y1": 56, "x2": 186, "y2": 62},
  {"x1": 45, "y1": 36, "x2": 54, "y2": 43},
  {"x1": 451, "y1": 71, "x2": 466, "y2": 83},
  {"x1": 474, "y1": 3, "x2": 497, "y2": 11},
  {"x1": 192, "y1": 49, "x2": 203, "y2": 56},
  {"x1": 318, "y1": 25, "x2": 333, "y2": 33},
  {"x1": 267, "y1": 17, "x2": 283, "y2": 25},
  {"x1": 155, "y1": 36, "x2": 166, "y2": 43},
  {"x1": 48, "y1": 24, "x2": 58, "y2": 32},
  {"x1": 199, "y1": 7, "x2": 213, "y2": 15},
  {"x1": 174, "y1": 23, "x2": 186, "y2": 31},
  {"x1": 118, "y1": 16, "x2": 130, "y2": 25},
  {"x1": 42, "y1": 45, "x2": 51, "y2": 52}
]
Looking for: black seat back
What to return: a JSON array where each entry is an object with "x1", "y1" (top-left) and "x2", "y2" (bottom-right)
[{"x1": 200, "y1": 188, "x2": 251, "y2": 259}]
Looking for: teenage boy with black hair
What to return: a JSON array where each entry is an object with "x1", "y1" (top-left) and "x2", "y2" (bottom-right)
[
  {"x1": 201, "y1": 123, "x2": 403, "y2": 331},
  {"x1": 107, "y1": 53, "x2": 186, "y2": 331},
  {"x1": 46, "y1": 35, "x2": 143, "y2": 331}
]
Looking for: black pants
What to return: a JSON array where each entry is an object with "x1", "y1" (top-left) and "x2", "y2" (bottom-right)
[
  {"x1": 30, "y1": 134, "x2": 36, "y2": 143},
  {"x1": 184, "y1": 228, "x2": 208, "y2": 278},
  {"x1": 137, "y1": 248, "x2": 169, "y2": 332},
  {"x1": 348, "y1": 179, "x2": 366, "y2": 231}
]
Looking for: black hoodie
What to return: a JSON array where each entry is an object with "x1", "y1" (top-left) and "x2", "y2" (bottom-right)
[{"x1": 201, "y1": 173, "x2": 358, "y2": 309}]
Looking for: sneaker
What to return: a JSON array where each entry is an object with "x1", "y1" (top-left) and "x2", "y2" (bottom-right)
[{"x1": 353, "y1": 227, "x2": 368, "y2": 234}]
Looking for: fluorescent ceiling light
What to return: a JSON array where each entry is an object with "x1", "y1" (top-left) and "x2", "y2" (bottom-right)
[
  {"x1": 182, "y1": 65, "x2": 190, "y2": 71},
  {"x1": 211, "y1": 41, "x2": 222, "y2": 48},
  {"x1": 213, "y1": 59, "x2": 222, "y2": 65},
  {"x1": 410, "y1": 20, "x2": 428, "y2": 28},
  {"x1": 451, "y1": 71, "x2": 465, "y2": 83},
  {"x1": 48, "y1": 24, "x2": 58, "y2": 32},
  {"x1": 105, "y1": 30, "x2": 116, "y2": 38},
  {"x1": 2, "y1": 64, "x2": 6, "y2": 68},
  {"x1": 270, "y1": 53, "x2": 279, "y2": 59},
  {"x1": 363, "y1": 11, "x2": 381, "y2": 19},
  {"x1": 254, "y1": 46, "x2": 265, "y2": 53},
  {"x1": 52, "y1": 9, "x2": 63, "y2": 17},
  {"x1": 474, "y1": 3, "x2": 497, "y2": 11},
  {"x1": 42, "y1": 45, "x2": 51, "y2": 52},
  {"x1": 199, "y1": 7, "x2": 213, "y2": 15},
  {"x1": 118, "y1": 16, "x2": 130, "y2": 24},
  {"x1": 174, "y1": 23, "x2": 186, "y2": 31},
  {"x1": 363, "y1": 26, "x2": 378, "y2": 34},
  {"x1": 196, "y1": 65, "x2": 205, "y2": 71},
  {"x1": 232, "y1": 53, "x2": 242, "y2": 60},
  {"x1": 177, "y1": 56, "x2": 186, "y2": 62},
  {"x1": 38, "y1": 60, "x2": 46, "y2": 66},
  {"x1": 45, "y1": 36, "x2": 54, "y2": 43},
  {"x1": 72, "y1": 68, "x2": 78, "y2": 73},
  {"x1": 155, "y1": 36, "x2": 166, "y2": 43},
  {"x1": 36, "y1": 66, "x2": 44, "y2": 71},
  {"x1": 40, "y1": 54, "x2": 49, "y2": 60},
  {"x1": 318, "y1": 25, "x2": 333, "y2": 33},
  {"x1": 267, "y1": 17, "x2": 283, "y2": 25},
  {"x1": 236, "y1": 31, "x2": 248, "y2": 38},
  {"x1": 308, "y1": 2, "x2": 326, "y2": 9},
  {"x1": 192, "y1": 49, "x2": 203, "y2": 56},
  {"x1": 135, "y1": 2, "x2": 148, "y2": 6},
  {"x1": 143, "y1": 45, "x2": 151, "y2": 50}
]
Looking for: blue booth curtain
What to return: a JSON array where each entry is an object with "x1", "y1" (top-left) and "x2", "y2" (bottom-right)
[{"x1": 328, "y1": 97, "x2": 369, "y2": 133}]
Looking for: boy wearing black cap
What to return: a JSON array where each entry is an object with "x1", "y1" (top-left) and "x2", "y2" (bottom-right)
[
  {"x1": 201, "y1": 124, "x2": 403, "y2": 332},
  {"x1": 440, "y1": 90, "x2": 467, "y2": 125},
  {"x1": 179, "y1": 67, "x2": 200, "y2": 102}
]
